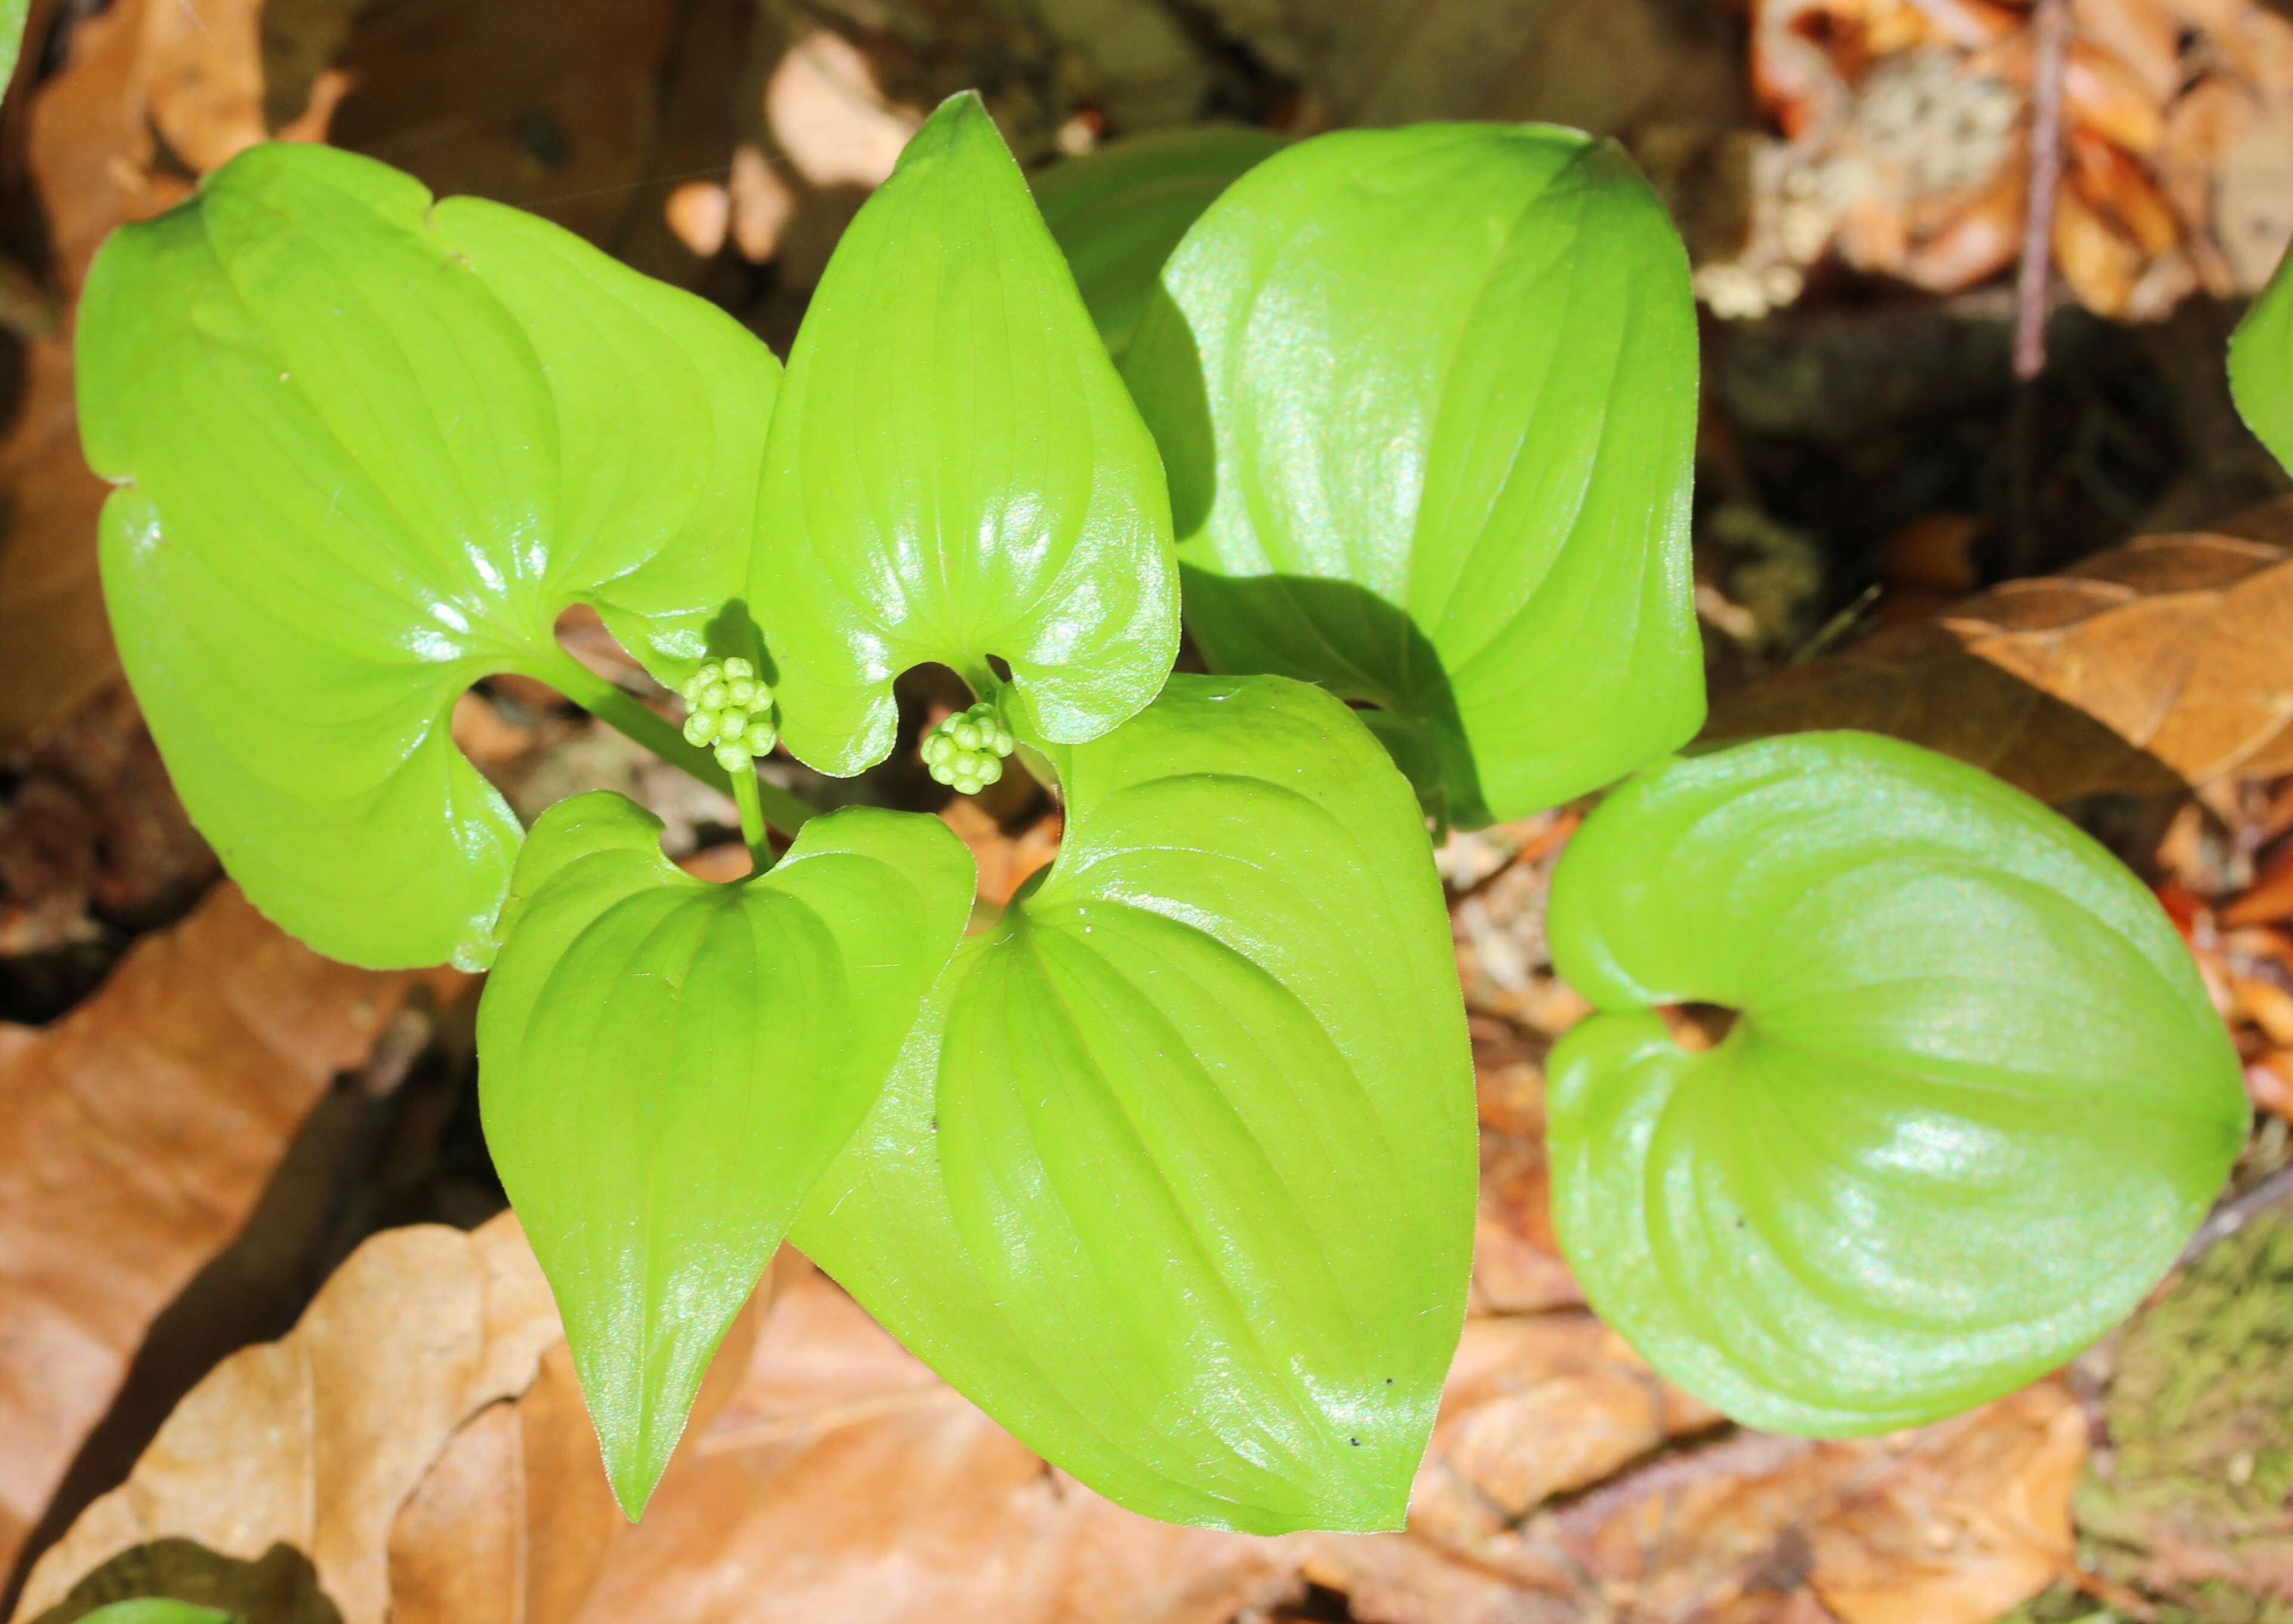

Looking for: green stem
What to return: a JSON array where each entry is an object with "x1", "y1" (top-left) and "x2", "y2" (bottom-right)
[
  {"x1": 531, "y1": 648, "x2": 820, "y2": 838},
  {"x1": 960, "y1": 661, "x2": 1003, "y2": 707},
  {"x1": 729, "y1": 767, "x2": 773, "y2": 874}
]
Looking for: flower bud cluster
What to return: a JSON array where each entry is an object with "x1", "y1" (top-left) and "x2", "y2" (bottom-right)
[
  {"x1": 679, "y1": 658, "x2": 777, "y2": 771},
  {"x1": 921, "y1": 701, "x2": 1015, "y2": 795}
]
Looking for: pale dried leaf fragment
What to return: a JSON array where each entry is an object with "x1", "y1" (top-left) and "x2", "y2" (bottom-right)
[
  {"x1": 1805, "y1": 1388, "x2": 2086, "y2": 1623},
  {"x1": 0, "y1": 886, "x2": 459, "y2": 1579},
  {"x1": 11, "y1": 1215, "x2": 560, "y2": 1624},
  {"x1": 1706, "y1": 508, "x2": 2293, "y2": 802},
  {"x1": 766, "y1": 31, "x2": 922, "y2": 190}
]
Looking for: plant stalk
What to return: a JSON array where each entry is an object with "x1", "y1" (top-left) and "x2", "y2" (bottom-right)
[
  {"x1": 531, "y1": 647, "x2": 820, "y2": 839},
  {"x1": 729, "y1": 767, "x2": 774, "y2": 874}
]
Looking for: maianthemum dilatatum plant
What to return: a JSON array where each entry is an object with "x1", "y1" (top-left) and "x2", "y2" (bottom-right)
[{"x1": 78, "y1": 93, "x2": 2269, "y2": 1531}]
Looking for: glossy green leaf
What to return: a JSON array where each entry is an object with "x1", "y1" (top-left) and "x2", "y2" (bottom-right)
[
  {"x1": 0, "y1": 0, "x2": 27, "y2": 106},
  {"x1": 1545, "y1": 731, "x2": 2247, "y2": 1437},
  {"x1": 77, "y1": 1604, "x2": 238, "y2": 1624},
  {"x1": 2230, "y1": 245, "x2": 2293, "y2": 476},
  {"x1": 751, "y1": 93, "x2": 1179, "y2": 776},
  {"x1": 478, "y1": 792, "x2": 972, "y2": 1517},
  {"x1": 78, "y1": 142, "x2": 778, "y2": 970},
  {"x1": 792, "y1": 673, "x2": 1476, "y2": 1533},
  {"x1": 1033, "y1": 125, "x2": 1286, "y2": 360},
  {"x1": 1123, "y1": 124, "x2": 1702, "y2": 828}
]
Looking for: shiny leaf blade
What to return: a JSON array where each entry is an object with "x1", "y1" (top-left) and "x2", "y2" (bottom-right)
[
  {"x1": 1545, "y1": 732, "x2": 2248, "y2": 1435},
  {"x1": 793, "y1": 674, "x2": 1476, "y2": 1533},
  {"x1": 2230, "y1": 247, "x2": 2293, "y2": 476},
  {"x1": 1033, "y1": 125, "x2": 1285, "y2": 360},
  {"x1": 478, "y1": 793, "x2": 973, "y2": 1517},
  {"x1": 1123, "y1": 123, "x2": 1702, "y2": 826},
  {"x1": 78, "y1": 142, "x2": 778, "y2": 970},
  {"x1": 752, "y1": 93, "x2": 1179, "y2": 775}
]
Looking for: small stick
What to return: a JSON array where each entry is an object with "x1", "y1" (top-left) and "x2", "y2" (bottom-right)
[
  {"x1": 2014, "y1": 0, "x2": 2071, "y2": 385},
  {"x1": 2008, "y1": 0, "x2": 2073, "y2": 574}
]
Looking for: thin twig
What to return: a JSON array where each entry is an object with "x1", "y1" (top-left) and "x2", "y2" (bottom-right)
[
  {"x1": 2178, "y1": 1162, "x2": 2293, "y2": 1268},
  {"x1": 1547, "y1": 1430, "x2": 1817, "y2": 1540},
  {"x1": 2014, "y1": 0, "x2": 2071, "y2": 385},
  {"x1": 2009, "y1": 0, "x2": 2073, "y2": 576}
]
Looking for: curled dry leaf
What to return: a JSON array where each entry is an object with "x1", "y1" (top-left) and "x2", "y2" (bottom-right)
[
  {"x1": 0, "y1": 886, "x2": 457, "y2": 1580},
  {"x1": 11, "y1": 1216, "x2": 556, "y2": 1624},
  {"x1": 1706, "y1": 506, "x2": 2293, "y2": 803}
]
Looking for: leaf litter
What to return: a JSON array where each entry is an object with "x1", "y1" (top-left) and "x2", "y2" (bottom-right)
[{"x1": 5, "y1": 0, "x2": 2293, "y2": 1619}]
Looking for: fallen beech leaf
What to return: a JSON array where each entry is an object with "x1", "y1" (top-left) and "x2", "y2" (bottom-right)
[
  {"x1": 1802, "y1": 1388, "x2": 2085, "y2": 1623},
  {"x1": 384, "y1": 1344, "x2": 622, "y2": 1624},
  {"x1": 386, "y1": 1298, "x2": 765, "y2": 1624},
  {"x1": 1706, "y1": 513, "x2": 2293, "y2": 802},
  {"x1": 1467, "y1": 1034, "x2": 1584, "y2": 1317},
  {"x1": 12, "y1": 1216, "x2": 558, "y2": 1624},
  {"x1": 1407, "y1": 1317, "x2": 1722, "y2": 1547},
  {"x1": 570, "y1": 1257, "x2": 1296, "y2": 1624},
  {"x1": 0, "y1": 342, "x2": 119, "y2": 747},
  {"x1": 1543, "y1": 1385, "x2": 2083, "y2": 1624},
  {"x1": 29, "y1": 0, "x2": 335, "y2": 296},
  {"x1": 0, "y1": 886, "x2": 457, "y2": 1580}
]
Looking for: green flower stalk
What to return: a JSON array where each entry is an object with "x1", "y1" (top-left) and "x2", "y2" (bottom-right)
[{"x1": 921, "y1": 701, "x2": 1015, "y2": 794}]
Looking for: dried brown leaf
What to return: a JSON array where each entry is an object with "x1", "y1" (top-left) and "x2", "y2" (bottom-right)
[
  {"x1": 0, "y1": 342, "x2": 118, "y2": 748},
  {"x1": 383, "y1": 1344, "x2": 622, "y2": 1624},
  {"x1": 386, "y1": 1295, "x2": 766, "y2": 1624},
  {"x1": 0, "y1": 887, "x2": 459, "y2": 1580},
  {"x1": 571, "y1": 1256, "x2": 1296, "y2": 1624},
  {"x1": 11, "y1": 1214, "x2": 558, "y2": 1624},
  {"x1": 1545, "y1": 1385, "x2": 2083, "y2": 1624},
  {"x1": 1707, "y1": 508, "x2": 2293, "y2": 802}
]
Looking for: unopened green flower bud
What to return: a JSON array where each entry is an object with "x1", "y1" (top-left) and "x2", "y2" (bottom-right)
[
  {"x1": 742, "y1": 719, "x2": 777, "y2": 754},
  {"x1": 684, "y1": 709, "x2": 723, "y2": 745},
  {"x1": 697, "y1": 680, "x2": 730, "y2": 710},
  {"x1": 721, "y1": 657, "x2": 754, "y2": 681},
  {"x1": 726, "y1": 676, "x2": 759, "y2": 706},
  {"x1": 714, "y1": 739, "x2": 752, "y2": 772}
]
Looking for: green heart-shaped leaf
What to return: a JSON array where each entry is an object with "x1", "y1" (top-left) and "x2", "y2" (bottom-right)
[
  {"x1": 1545, "y1": 732, "x2": 2246, "y2": 1436},
  {"x1": 1034, "y1": 125, "x2": 1286, "y2": 361},
  {"x1": 2230, "y1": 247, "x2": 2293, "y2": 476},
  {"x1": 792, "y1": 673, "x2": 1474, "y2": 1533},
  {"x1": 751, "y1": 93, "x2": 1179, "y2": 775},
  {"x1": 78, "y1": 142, "x2": 778, "y2": 970},
  {"x1": 478, "y1": 792, "x2": 973, "y2": 1517},
  {"x1": 0, "y1": 2, "x2": 27, "y2": 109},
  {"x1": 1122, "y1": 124, "x2": 1702, "y2": 828}
]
